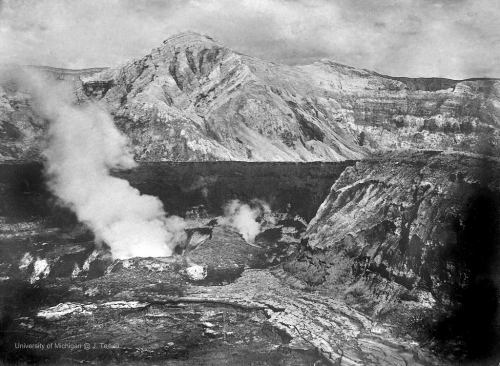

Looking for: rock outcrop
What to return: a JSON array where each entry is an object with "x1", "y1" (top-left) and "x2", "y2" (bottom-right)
[
  {"x1": 285, "y1": 151, "x2": 500, "y2": 360},
  {"x1": 1, "y1": 32, "x2": 499, "y2": 162}
]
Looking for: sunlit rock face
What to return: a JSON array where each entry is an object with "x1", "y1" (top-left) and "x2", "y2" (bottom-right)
[
  {"x1": 285, "y1": 151, "x2": 500, "y2": 358},
  {"x1": 1, "y1": 32, "x2": 499, "y2": 162},
  {"x1": 80, "y1": 32, "x2": 366, "y2": 162}
]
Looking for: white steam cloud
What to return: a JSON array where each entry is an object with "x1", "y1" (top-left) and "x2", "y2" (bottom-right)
[
  {"x1": 222, "y1": 199, "x2": 271, "y2": 243},
  {"x1": 9, "y1": 70, "x2": 186, "y2": 259}
]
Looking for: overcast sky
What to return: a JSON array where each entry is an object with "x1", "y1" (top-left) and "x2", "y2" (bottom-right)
[{"x1": 0, "y1": 0, "x2": 499, "y2": 79}]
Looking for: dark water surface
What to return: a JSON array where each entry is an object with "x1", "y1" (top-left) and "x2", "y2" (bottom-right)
[{"x1": 0, "y1": 160, "x2": 356, "y2": 223}]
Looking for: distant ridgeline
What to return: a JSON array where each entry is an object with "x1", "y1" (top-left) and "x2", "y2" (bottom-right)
[{"x1": 0, "y1": 31, "x2": 499, "y2": 162}]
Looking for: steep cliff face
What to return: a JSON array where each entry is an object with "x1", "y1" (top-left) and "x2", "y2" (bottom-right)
[
  {"x1": 1, "y1": 32, "x2": 499, "y2": 162},
  {"x1": 80, "y1": 32, "x2": 367, "y2": 161},
  {"x1": 285, "y1": 151, "x2": 500, "y2": 359}
]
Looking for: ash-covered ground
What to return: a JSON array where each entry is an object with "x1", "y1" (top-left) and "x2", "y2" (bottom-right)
[{"x1": 0, "y1": 161, "x2": 348, "y2": 365}]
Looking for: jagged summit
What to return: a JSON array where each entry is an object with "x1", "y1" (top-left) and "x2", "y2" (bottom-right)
[{"x1": 161, "y1": 31, "x2": 222, "y2": 48}]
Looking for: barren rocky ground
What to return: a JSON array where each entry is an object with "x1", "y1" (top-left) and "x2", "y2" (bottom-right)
[
  {"x1": 0, "y1": 215, "x2": 440, "y2": 365},
  {"x1": 0, "y1": 155, "x2": 499, "y2": 365}
]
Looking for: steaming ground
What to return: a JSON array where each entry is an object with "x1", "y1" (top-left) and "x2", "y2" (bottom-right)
[
  {"x1": 42, "y1": 100, "x2": 188, "y2": 259},
  {"x1": 0, "y1": 68, "x2": 273, "y2": 259},
  {"x1": 0, "y1": 154, "x2": 451, "y2": 364},
  {"x1": 0, "y1": 196, "x2": 440, "y2": 365},
  {"x1": 222, "y1": 199, "x2": 272, "y2": 244},
  {"x1": 0, "y1": 196, "x2": 322, "y2": 364},
  {"x1": 2, "y1": 69, "x2": 188, "y2": 259}
]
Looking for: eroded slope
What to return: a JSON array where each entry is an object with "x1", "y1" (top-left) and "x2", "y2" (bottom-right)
[
  {"x1": 1, "y1": 32, "x2": 499, "y2": 162},
  {"x1": 286, "y1": 151, "x2": 500, "y2": 361}
]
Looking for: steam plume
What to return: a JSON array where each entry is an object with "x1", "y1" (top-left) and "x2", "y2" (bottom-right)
[
  {"x1": 10, "y1": 70, "x2": 186, "y2": 259},
  {"x1": 222, "y1": 199, "x2": 271, "y2": 243}
]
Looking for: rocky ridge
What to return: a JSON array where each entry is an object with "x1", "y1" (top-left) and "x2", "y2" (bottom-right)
[
  {"x1": 285, "y1": 151, "x2": 500, "y2": 360},
  {"x1": 1, "y1": 32, "x2": 499, "y2": 161}
]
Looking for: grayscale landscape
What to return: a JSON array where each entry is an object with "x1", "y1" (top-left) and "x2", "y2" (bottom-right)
[{"x1": 0, "y1": 1, "x2": 499, "y2": 365}]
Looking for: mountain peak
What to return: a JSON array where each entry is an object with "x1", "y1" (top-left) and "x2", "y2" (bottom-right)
[{"x1": 162, "y1": 31, "x2": 221, "y2": 48}]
